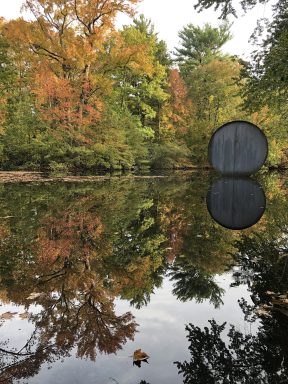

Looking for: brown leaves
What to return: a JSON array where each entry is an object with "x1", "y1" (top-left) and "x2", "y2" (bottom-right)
[
  {"x1": 19, "y1": 312, "x2": 30, "y2": 320},
  {"x1": 133, "y1": 349, "x2": 149, "y2": 361},
  {"x1": 26, "y1": 292, "x2": 43, "y2": 300},
  {"x1": 0, "y1": 310, "x2": 29, "y2": 321},
  {"x1": 162, "y1": 69, "x2": 192, "y2": 134},
  {"x1": 132, "y1": 349, "x2": 150, "y2": 367},
  {"x1": 3, "y1": 1, "x2": 142, "y2": 136},
  {"x1": 0, "y1": 311, "x2": 17, "y2": 320},
  {"x1": 254, "y1": 292, "x2": 288, "y2": 319},
  {"x1": 32, "y1": 64, "x2": 105, "y2": 137},
  {"x1": 255, "y1": 305, "x2": 272, "y2": 318},
  {"x1": 35, "y1": 206, "x2": 104, "y2": 264}
]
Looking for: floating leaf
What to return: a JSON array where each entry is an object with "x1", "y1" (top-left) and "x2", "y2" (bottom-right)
[
  {"x1": 26, "y1": 292, "x2": 43, "y2": 300},
  {"x1": 19, "y1": 312, "x2": 29, "y2": 320},
  {"x1": 133, "y1": 349, "x2": 149, "y2": 361},
  {"x1": 255, "y1": 306, "x2": 272, "y2": 318},
  {"x1": 266, "y1": 291, "x2": 276, "y2": 295},
  {"x1": 1, "y1": 311, "x2": 17, "y2": 320}
]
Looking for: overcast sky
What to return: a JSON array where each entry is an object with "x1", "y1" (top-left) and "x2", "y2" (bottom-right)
[{"x1": 0, "y1": 0, "x2": 273, "y2": 59}]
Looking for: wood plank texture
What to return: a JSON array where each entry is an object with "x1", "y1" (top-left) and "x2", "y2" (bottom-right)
[{"x1": 209, "y1": 121, "x2": 268, "y2": 175}]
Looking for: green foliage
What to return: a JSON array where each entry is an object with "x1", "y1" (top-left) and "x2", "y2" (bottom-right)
[
  {"x1": 0, "y1": 33, "x2": 15, "y2": 96},
  {"x1": 186, "y1": 58, "x2": 244, "y2": 164},
  {"x1": 175, "y1": 23, "x2": 232, "y2": 77},
  {"x1": 117, "y1": 19, "x2": 170, "y2": 141},
  {"x1": 151, "y1": 141, "x2": 191, "y2": 169},
  {"x1": 169, "y1": 264, "x2": 224, "y2": 307},
  {"x1": 175, "y1": 317, "x2": 288, "y2": 383},
  {"x1": 241, "y1": 1, "x2": 288, "y2": 107},
  {"x1": 0, "y1": 2, "x2": 286, "y2": 171},
  {"x1": 0, "y1": 172, "x2": 287, "y2": 381},
  {"x1": 48, "y1": 161, "x2": 69, "y2": 175},
  {"x1": 190, "y1": 0, "x2": 288, "y2": 168},
  {"x1": 194, "y1": 0, "x2": 269, "y2": 18},
  {"x1": 175, "y1": 184, "x2": 288, "y2": 383}
]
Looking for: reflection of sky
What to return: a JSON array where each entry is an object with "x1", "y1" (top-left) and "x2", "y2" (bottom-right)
[
  {"x1": 1, "y1": 273, "x2": 255, "y2": 384},
  {"x1": 0, "y1": 304, "x2": 39, "y2": 348}
]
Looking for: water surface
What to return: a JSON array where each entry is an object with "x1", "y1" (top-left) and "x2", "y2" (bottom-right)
[{"x1": 0, "y1": 172, "x2": 287, "y2": 383}]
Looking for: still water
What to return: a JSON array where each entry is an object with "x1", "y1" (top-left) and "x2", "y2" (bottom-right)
[{"x1": 0, "y1": 172, "x2": 287, "y2": 384}]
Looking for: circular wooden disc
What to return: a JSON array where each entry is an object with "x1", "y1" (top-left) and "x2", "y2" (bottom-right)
[
  {"x1": 209, "y1": 121, "x2": 268, "y2": 176},
  {"x1": 206, "y1": 178, "x2": 266, "y2": 230}
]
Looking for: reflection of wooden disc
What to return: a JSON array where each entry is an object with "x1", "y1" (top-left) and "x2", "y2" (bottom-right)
[
  {"x1": 209, "y1": 121, "x2": 268, "y2": 176},
  {"x1": 206, "y1": 178, "x2": 266, "y2": 230}
]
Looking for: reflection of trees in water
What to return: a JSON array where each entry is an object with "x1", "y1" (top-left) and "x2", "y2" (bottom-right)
[
  {"x1": 102, "y1": 197, "x2": 167, "y2": 309},
  {"x1": 175, "y1": 315, "x2": 288, "y2": 384},
  {"x1": 231, "y1": 182, "x2": 288, "y2": 319},
  {"x1": 0, "y1": 188, "x2": 140, "y2": 382},
  {"x1": 175, "y1": 182, "x2": 288, "y2": 383},
  {"x1": 168, "y1": 263, "x2": 224, "y2": 308},
  {"x1": 232, "y1": 235, "x2": 288, "y2": 307},
  {"x1": 0, "y1": 174, "x2": 286, "y2": 383},
  {"x1": 0, "y1": 258, "x2": 137, "y2": 383},
  {"x1": 0, "y1": 177, "x2": 233, "y2": 382}
]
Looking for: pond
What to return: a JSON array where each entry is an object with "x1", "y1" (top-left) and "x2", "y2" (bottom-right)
[{"x1": 0, "y1": 172, "x2": 287, "y2": 384}]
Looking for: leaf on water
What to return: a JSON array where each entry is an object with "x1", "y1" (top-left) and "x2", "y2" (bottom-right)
[
  {"x1": 255, "y1": 306, "x2": 272, "y2": 318},
  {"x1": 26, "y1": 292, "x2": 43, "y2": 300},
  {"x1": 272, "y1": 298, "x2": 288, "y2": 306},
  {"x1": 133, "y1": 349, "x2": 150, "y2": 361},
  {"x1": 1, "y1": 311, "x2": 18, "y2": 320},
  {"x1": 19, "y1": 312, "x2": 29, "y2": 320},
  {"x1": 266, "y1": 291, "x2": 276, "y2": 295}
]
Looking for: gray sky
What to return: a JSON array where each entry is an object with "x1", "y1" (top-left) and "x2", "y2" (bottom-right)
[
  {"x1": 1, "y1": 274, "x2": 254, "y2": 384},
  {"x1": 0, "y1": 0, "x2": 273, "y2": 59}
]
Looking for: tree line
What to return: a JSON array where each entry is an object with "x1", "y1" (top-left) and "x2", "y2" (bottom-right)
[{"x1": 0, "y1": 0, "x2": 287, "y2": 173}]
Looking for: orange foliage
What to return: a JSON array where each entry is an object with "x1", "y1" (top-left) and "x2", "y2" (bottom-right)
[
  {"x1": 163, "y1": 69, "x2": 192, "y2": 134},
  {"x1": 2, "y1": 0, "x2": 142, "y2": 135},
  {"x1": 36, "y1": 208, "x2": 104, "y2": 264},
  {"x1": 33, "y1": 66, "x2": 103, "y2": 134}
]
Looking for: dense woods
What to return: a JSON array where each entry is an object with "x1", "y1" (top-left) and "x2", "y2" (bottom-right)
[{"x1": 0, "y1": 0, "x2": 287, "y2": 172}]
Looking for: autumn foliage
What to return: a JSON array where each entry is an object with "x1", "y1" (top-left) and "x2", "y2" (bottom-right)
[{"x1": 0, "y1": 0, "x2": 286, "y2": 171}]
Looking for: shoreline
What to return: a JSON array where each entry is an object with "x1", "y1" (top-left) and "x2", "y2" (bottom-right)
[
  {"x1": 0, "y1": 168, "x2": 286, "y2": 184},
  {"x1": 0, "y1": 170, "x2": 202, "y2": 184}
]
